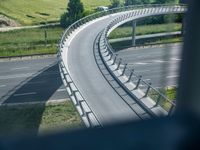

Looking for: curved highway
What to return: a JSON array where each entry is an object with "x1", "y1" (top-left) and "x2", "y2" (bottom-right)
[
  {"x1": 59, "y1": 5, "x2": 187, "y2": 127},
  {"x1": 67, "y1": 15, "x2": 142, "y2": 125}
]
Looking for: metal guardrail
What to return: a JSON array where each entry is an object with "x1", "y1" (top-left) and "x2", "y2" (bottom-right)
[
  {"x1": 57, "y1": 53, "x2": 101, "y2": 128},
  {"x1": 99, "y1": 5, "x2": 187, "y2": 115},
  {"x1": 58, "y1": 4, "x2": 187, "y2": 127}
]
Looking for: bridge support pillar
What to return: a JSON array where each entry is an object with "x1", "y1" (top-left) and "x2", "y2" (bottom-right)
[{"x1": 132, "y1": 21, "x2": 136, "y2": 47}]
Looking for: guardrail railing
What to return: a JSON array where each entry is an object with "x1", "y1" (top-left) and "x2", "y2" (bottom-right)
[
  {"x1": 58, "y1": 4, "x2": 187, "y2": 127},
  {"x1": 58, "y1": 52, "x2": 101, "y2": 127},
  {"x1": 100, "y1": 5, "x2": 187, "y2": 116}
]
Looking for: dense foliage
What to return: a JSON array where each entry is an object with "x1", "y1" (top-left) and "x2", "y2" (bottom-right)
[
  {"x1": 60, "y1": 0, "x2": 84, "y2": 27},
  {"x1": 124, "y1": 0, "x2": 179, "y2": 5},
  {"x1": 110, "y1": 0, "x2": 121, "y2": 8},
  {"x1": 123, "y1": 0, "x2": 182, "y2": 25},
  {"x1": 60, "y1": 0, "x2": 181, "y2": 27},
  {"x1": 124, "y1": 0, "x2": 151, "y2": 5}
]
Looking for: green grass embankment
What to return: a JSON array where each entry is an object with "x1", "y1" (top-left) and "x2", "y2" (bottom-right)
[
  {"x1": 109, "y1": 23, "x2": 182, "y2": 39},
  {"x1": 0, "y1": 26, "x2": 63, "y2": 57},
  {"x1": 0, "y1": 101, "x2": 83, "y2": 136}
]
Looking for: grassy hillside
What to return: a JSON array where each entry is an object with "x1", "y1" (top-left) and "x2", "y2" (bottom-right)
[
  {"x1": 82, "y1": 0, "x2": 111, "y2": 10},
  {"x1": 0, "y1": 0, "x2": 111, "y2": 25}
]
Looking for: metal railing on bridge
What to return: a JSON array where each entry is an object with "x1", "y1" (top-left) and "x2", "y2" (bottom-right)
[
  {"x1": 99, "y1": 5, "x2": 186, "y2": 115},
  {"x1": 58, "y1": 4, "x2": 187, "y2": 127}
]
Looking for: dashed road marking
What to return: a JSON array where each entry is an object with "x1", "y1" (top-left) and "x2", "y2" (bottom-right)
[
  {"x1": 134, "y1": 62, "x2": 149, "y2": 65},
  {"x1": 153, "y1": 60, "x2": 168, "y2": 63},
  {"x1": 0, "y1": 85, "x2": 6, "y2": 88},
  {"x1": 11, "y1": 67, "x2": 30, "y2": 70},
  {"x1": 171, "y1": 58, "x2": 181, "y2": 61},
  {"x1": 27, "y1": 81, "x2": 46, "y2": 84},
  {"x1": 136, "y1": 70, "x2": 151, "y2": 73},
  {"x1": 143, "y1": 79, "x2": 151, "y2": 81},
  {"x1": 57, "y1": 88, "x2": 66, "y2": 92},
  {"x1": 0, "y1": 72, "x2": 59, "y2": 80},
  {"x1": 14, "y1": 92, "x2": 37, "y2": 97},
  {"x1": 166, "y1": 75, "x2": 179, "y2": 78},
  {"x1": 0, "y1": 73, "x2": 33, "y2": 80}
]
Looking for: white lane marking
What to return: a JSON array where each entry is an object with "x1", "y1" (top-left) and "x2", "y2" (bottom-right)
[
  {"x1": 14, "y1": 92, "x2": 36, "y2": 97},
  {"x1": 171, "y1": 58, "x2": 181, "y2": 61},
  {"x1": 0, "y1": 72, "x2": 59, "y2": 80},
  {"x1": 0, "y1": 73, "x2": 33, "y2": 80},
  {"x1": 153, "y1": 60, "x2": 168, "y2": 63},
  {"x1": 0, "y1": 85, "x2": 6, "y2": 88},
  {"x1": 27, "y1": 81, "x2": 46, "y2": 84},
  {"x1": 11, "y1": 67, "x2": 30, "y2": 70},
  {"x1": 143, "y1": 79, "x2": 151, "y2": 81},
  {"x1": 57, "y1": 89, "x2": 66, "y2": 92},
  {"x1": 134, "y1": 62, "x2": 149, "y2": 65},
  {"x1": 136, "y1": 70, "x2": 150, "y2": 73},
  {"x1": 166, "y1": 75, "x2": 179, "y2": 78}
]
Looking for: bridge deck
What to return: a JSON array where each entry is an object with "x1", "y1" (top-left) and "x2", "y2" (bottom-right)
[{"x1": 67, "y1": 16, "x2": 143, "y2": 125}]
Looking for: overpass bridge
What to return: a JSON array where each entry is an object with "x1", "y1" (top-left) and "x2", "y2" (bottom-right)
[{"x1": 58, "y1": 4, "x2": 187, "y2": 127}]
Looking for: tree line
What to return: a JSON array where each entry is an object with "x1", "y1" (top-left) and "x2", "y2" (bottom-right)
[
  {"x1": 60, "y1": 0, "x2": 181, "y2": 27},
  {"x1": 110, "y1": 0, "x2": 179, "y2": 8}
]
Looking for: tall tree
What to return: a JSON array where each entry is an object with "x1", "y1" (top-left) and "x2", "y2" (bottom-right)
[
  {"x1": 142, "y1": 0, "x2": 151, "y2": 4},
  {"x1": 110, "y1": 0, "x2": 121, "y2": 8},
  {"x1": 60, "y1": 0, "x2": 84, "y2": 27},
  {"x1": 124, "y1": 0, "x2": 143, "y2": 6}
]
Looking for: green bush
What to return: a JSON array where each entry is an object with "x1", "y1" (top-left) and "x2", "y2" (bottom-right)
[{"x1": 60, "y1": 0, "x2": 84, "y2": 28}]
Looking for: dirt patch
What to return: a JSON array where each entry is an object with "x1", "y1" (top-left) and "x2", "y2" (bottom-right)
[{"x1": 0, "y1": 15, "x2": 21, "y2": 28}]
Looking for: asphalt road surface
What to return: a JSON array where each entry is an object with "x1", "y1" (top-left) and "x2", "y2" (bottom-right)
[
  {"x1": 66, "y1": 14, "x2": 149, "y2": 125},
  {"x1": 117, "y1": 43, "x2": 182, "y2": 89},
  {"x1": 0, "y1": 57, "x2": 68, "y2": 104}
]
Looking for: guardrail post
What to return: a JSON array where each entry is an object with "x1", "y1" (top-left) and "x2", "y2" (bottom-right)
[
  {"x1": 132, "y1": 21, "x2": 136, "y2": 47},
  {"x1": 127, "y1": 69, "x2": 134, "y2": 82},
  {"x1": 72, "y1": 91, "x2": 78, "y2": 105},
  {"x1": 121, "y1": 63, "x2": 127, "y2": 76},
  {"x1": 105, "y1": 49, "x2": 110, "y2": 56},
  {"x1": 155, "y1": 95, "x2": 161, "y2": 106},
  {"x1": 79, "y1": 100, "x2": 85, "y2": 117},
  {"x1": 109, "y1": 52, "x2": 113, "y2": 60},
  {"x1": 135, "y1": 75, "x2": 142, "y2": 89},
  {"x1": 112, "y1": 54, "x2": 118, "y2": 65},
  {"x1": 168, "y1": 104, "x2": 175, "y2": 116},
  {"x1": 68, "y1": 83, "x2": 73, "y2": 96},
  {"x1": 116, "y1": 58, "x2": 122, "y2": 70},
  {"x1": 144, "y1": 83, "x2": 152, "y2": 97},
  {"x1": 86, "y1": 112, "x2": 92, "y2": 127}
]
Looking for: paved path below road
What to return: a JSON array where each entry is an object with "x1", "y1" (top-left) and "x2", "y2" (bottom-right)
[
  {"x1": 0, "y1": 56, "x2": 68, "y2": 104},
  {"x1": 109, "y1": 31, "x2": 181, "y2": 43},
  {"x1": 0, "y1": 23, "x2": 59, "y2": 32}
]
